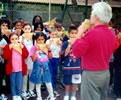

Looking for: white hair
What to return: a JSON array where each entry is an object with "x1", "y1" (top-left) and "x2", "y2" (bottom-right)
[{"x1": 91, "y1": 2, "x2": 112, "y2": 24}]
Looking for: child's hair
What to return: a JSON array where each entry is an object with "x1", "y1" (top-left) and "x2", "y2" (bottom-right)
[
  {"x1": 68, "y1": 26, "x2": 77, "y2": 33},
  {"x1": 23, "y1": 23, "x2": 32, "y2": 28},
  {"x1": 21, "y1": 23, "x2": 32, "y2": 35},
  {"x1": 12, "y1": 20, "x2": 22, "y2": 28},
  {"x1": 32, "y1": 15, "x2": 43, "y2": 25},
  {"x1": 47, "y1": 27, "x2": 57, "y2": 33},
  {"x1": 71, "y1": 21, "x2": 80, "y2": 28},
  {"x1": 34, "y1": 21, "x2": 44, "y2": 31},
  {"x1": 0, "y1": 17, "x2": 10, "y2": 28},
  {"x1": 0, "y1": 17, "x2": 10, "y2": 40},
  {"x1": 33, "y1": 32, "x2": 47, "y2": 45},
  {"x1": 18, "y1": 18, "x2": 24, "y2": 21},
  {"x1": 9, "y1": 32, "x2": 19, "y2": 41}
]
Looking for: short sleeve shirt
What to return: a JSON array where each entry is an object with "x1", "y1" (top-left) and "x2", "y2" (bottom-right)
[{"x1": 30, "y1": 45, "x2": 48, "y2": 63}]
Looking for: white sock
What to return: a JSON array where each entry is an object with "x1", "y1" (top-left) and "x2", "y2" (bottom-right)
[
  {"x1": 46, "y1": 83, "x2": 54, "y2": 98},
  {"x1": 36, "y1": 84, "x2": 41, "y2": 98}
]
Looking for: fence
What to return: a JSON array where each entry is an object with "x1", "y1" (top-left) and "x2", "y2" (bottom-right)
[{"x1": 3, "y1": 10, "x2": 84, "y2": 29}]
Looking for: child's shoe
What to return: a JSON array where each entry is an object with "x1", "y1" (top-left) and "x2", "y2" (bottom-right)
[
  {"x1": 1, "y1": 94, "x2": 8, "y2": 100},
  {"x1": 37, "y1": 97, "x2": 42, "y2": 100},
  {"x1": 28, "y1": 90, "x2": 36, "y2": 98},
  {"x1": 70, "y1": 96, "x2": 76, "y2": 100},
  {"x1": 45, "y1": 95, "x2": 56, "y2": 100},
  {"x1": 16, "y1": 96, "x2": 22, "y2": 100},
  {"x1": 50, "y1": 97, "x2": 56, "y2": 100},
  {"x1": 45, "y1": 95, "x2": 51, "y2": 100},
  {"x1": 53, "y1": 91, "x2": 60, "y2": 97},
  {"x1": 12, "y1": 96, "x2": 16, "y2": 100},
  {"x1": 63, "y1": 95, "x2": 69, "y2": 100},
  {"x1": 21, "y1": 92, "x2": 30, "y2": 100}
]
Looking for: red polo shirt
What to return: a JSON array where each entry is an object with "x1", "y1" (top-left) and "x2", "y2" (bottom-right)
[{"x1": 72, "y1": 25, "x2": 115, "y2": 71}]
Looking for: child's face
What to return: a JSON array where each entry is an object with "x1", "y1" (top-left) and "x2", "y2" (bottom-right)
[
  {"x1": 36, "y1": 36, "x2": 45, "y2": 44},
  {"x1": 69, "y1": 30, "x2": 78, "y2": 38},
  {"x1": 15, "y1": 22, "x2": 22, "y2": 29},
  {"x1": 50, "y1": 32, "x2": 57, "y2": 38},
  {"x1": 0, "y1": 23, "x2": 8, "y2": 30},
  {"x1": 35, "y1": 17, "x2": 41, "y2": 23},
  {"x1": 56, "y1": 26, "x2": 62, "y2": 31},
  {"x1": 36, "y1": 24, "x2": 42, "y2": 32},
  {"x1": 10, "y1": 34, "x2": 19, "y2": 44},
  {"x1": 23, "y1": 25, "x2": 32, "y2": 33}
]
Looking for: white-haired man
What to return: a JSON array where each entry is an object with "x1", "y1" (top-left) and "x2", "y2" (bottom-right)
[{"x1": 72, "y1": 2, "x2": 115, "y2": 100}]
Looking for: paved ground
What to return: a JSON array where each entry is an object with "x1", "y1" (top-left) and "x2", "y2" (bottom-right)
[{"x1": 6, "y1": 83, "x2": 117, "y2": 100}]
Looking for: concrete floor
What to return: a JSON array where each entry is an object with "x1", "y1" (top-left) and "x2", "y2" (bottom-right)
[{"x1": 6, "y1": 84, "x2": 118, "y2": 100}]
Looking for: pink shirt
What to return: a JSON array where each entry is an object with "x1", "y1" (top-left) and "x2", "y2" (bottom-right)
[
  {"x1": 72, "y1": 25, "x2": 115, "y2": 71},
  {"x1": 12, "y1": 49, "x2": 22, "y2": 72}
]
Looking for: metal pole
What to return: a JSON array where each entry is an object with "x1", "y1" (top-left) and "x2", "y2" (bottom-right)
[
  {"x1": 61, "y1": 0, "x2": 68, "y2": 23},
  {"x1": 85, "y1": 0, "x2": 88, "y2": 19},
  {"x1": 49, "y1": 0, "x2": 51, "y2": 21}
]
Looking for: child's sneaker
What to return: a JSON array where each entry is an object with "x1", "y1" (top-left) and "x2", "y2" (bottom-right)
[
  {"x1": 1, "y1": 94, "x2": 8, "y2": 100},
  {"x1": 28, "y1": 90, "x2": 36, "y2": 98},
  {"x1": 16, "y1": 96, "x2": 22, "y2": 100},
  {"x1": 63, "y1": 95, "x2": 69, "y2": 100},
  {"x1": 45, "y1": 95, "x2": 56, "y2": 100},
  {"x1": 21, "y1": 92, "x2": 30, "y2": 100},
  {"x1": 12, "y1": 96, "x2": 16, "y2": 100},
  {"x1": 37, "y1": 97, "x2": 42, "y2": 100},
  {"x1": 70, "y1": 96, "x2": 76, "y2": 100},
  {"x1": 53, "y1": 91, "x2": 60, "y2": 97},
  {"x1": 50, "y1": 97, "x2": 56, "y2": 100}
]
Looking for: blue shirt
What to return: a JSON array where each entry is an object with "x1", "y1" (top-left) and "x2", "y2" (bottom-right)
[{"x1": 62, "y1": 41, "x2": 81, "y2": 75}]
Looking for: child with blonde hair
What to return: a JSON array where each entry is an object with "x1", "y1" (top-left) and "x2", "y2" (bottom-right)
[{"x1": 19, "y1": 23, "x2": 36, "y2": 100}]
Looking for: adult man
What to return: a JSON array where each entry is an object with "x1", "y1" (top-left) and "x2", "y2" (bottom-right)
[{"x1": 72, "y1": 2, "x2": 115, "y2": 100}]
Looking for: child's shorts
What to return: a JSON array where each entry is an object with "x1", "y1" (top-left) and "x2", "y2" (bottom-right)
[{"x1": 63, "y1": 74, "x2": 81, "y2": 85}]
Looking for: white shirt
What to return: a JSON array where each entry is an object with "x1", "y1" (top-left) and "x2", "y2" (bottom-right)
[{"x1": 46, "y1": 39, "x2": 61, "y2": 58}]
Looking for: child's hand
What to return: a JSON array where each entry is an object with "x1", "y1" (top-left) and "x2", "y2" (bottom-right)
[
  {"x1": 0, "y1": 48, "x2": 1, "y2": 55},
  {"x1": 69, "y1": 38, "x2": 75, "y2": 46},
  {"x1": 57, "y1": 40, "x2": 62, "y2": 46},
  {"x1": 117, "y1": 33, "x2": 121, "y2": 39},
  {"x1": 35, "y1": 44, "x2": 39, "y2": 52},
  {"x1": 46, "y1": 44, "x2": 50, "y2": 50},
  {"x1": 9, "y1": 43, "x2": 14, "y2": 49},
  {"x1": 49, "y1": 39, "x2": 53, "y2": 45},
  {"x1": 19, "y1": 43, "x2": 24, "y2": 49},
  {"x1": 22, "y1": 34, "x2": 25, "y2": 39},
  {"x1": 15, "y1": 29, "x2": 21, "y2": 35}
]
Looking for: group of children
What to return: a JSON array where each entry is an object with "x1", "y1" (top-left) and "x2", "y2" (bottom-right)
[{"x1": 0, "y1": 15, "x2": 81, "y2": 100}]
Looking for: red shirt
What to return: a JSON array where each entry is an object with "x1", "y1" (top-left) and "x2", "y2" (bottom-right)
[{"x1": 72, "y1": 25, "x2": 115, "y2": 71}]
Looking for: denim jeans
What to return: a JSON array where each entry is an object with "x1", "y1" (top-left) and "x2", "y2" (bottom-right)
[
  {"x1": 49, "y1": 58, "x2": 60, "y2": 88},
  {"x1": 10, "y1": 71, "x2": 23, "y2": 96}
]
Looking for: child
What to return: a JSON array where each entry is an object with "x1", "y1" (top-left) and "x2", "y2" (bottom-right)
[
  {"x1": 29, "y1": 32, "x2": 55, "y2": 100},
  {"x1": 3, "y1": 32, "x2": 29, "y2": 100},
  {"x1": 0, "y1": 21, "x2": 8, "y2": 100},
  {"x1": 12, "y1": 20, "x2": 22, "y2": 36},
  {"x1": 19, "y1": 23, "x2": 36, "y2": 99},
  {"x1": 0, "y1": 17, "x2": 11, "y2": 100},
  {"x1": 34, "y1": 21, "x2": 44, "y2": 33},
  {"x1": 46, "y1": 28, "x2": 62, "y2": 97},
  {"x1": 0, "y1": 17, "x2": 11, "y2": 43},
  {"x1": 62, "y1": 26, "x2": 81, "y2": 100}
]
